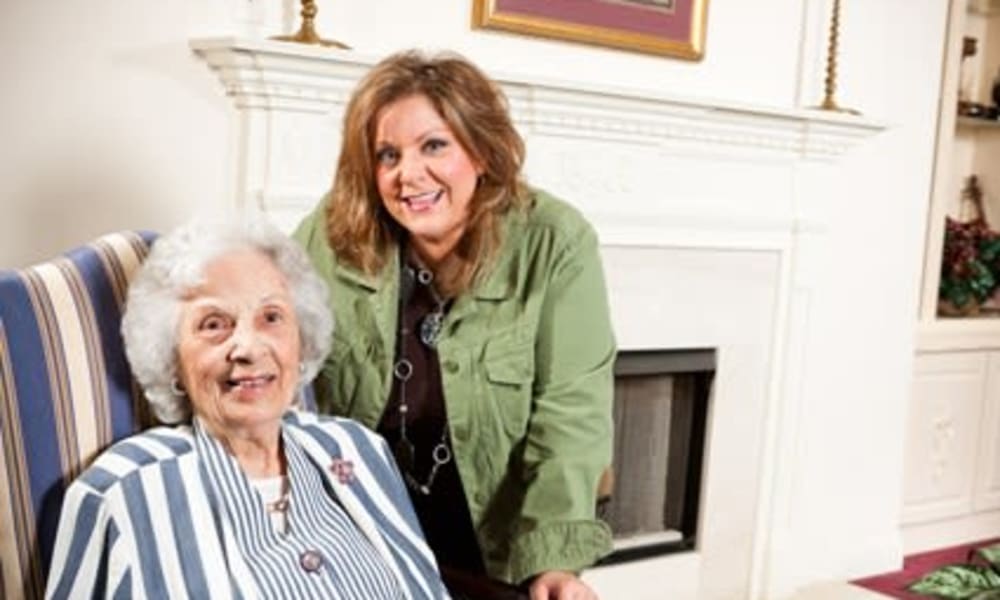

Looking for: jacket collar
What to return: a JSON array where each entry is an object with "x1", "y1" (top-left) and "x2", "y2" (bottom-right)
[
  {"x1": 471, "y1": 209, "x2": 523, "y2": 301},
  {"x1": 471, "y1": 241, "x2": 516, "y2": 300},
  {"x1": 332, "y1": 246, "x2": 399, "y2": 293}
]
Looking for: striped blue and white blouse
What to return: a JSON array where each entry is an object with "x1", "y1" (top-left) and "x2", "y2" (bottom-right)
[{"x1": 45, "y1": 410, "x2": 450, "y2": 599}]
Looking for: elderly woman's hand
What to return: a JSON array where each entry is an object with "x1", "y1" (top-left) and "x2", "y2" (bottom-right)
[{"x1": 528, "y1": 570, "x2": 598, "y2": 600}]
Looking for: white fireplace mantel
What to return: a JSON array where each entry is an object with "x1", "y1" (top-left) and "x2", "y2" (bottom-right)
[
  {"x1": 191, "y1": 35, "x2": 881, "y2": 162},
  {"x1": 190, "y1": 35, "x2": 886, "y2": 600},
  {"x1": 191, "y1": 37, "x2": 882, "y2": 232}
]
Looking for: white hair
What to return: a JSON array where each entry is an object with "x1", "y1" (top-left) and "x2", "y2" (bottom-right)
[{"x1": 121, "y1": 217, "x2": 333, "y2": 423}]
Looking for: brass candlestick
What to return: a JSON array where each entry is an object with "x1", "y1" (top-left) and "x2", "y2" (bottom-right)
[
  {"x1": 958, "y1": 36, "x2": 980, "y2": 115},
  {"x1": 816, "y1": 0, "x2": 860, "y2": 115},
  {"x1": 272, "y1": 0, "x2": 349, "y2": 48}
]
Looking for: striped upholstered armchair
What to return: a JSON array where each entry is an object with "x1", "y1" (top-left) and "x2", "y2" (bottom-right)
[
  {"x1": 0, "y1": 231, "x2": 157, "y2": 599},
  {"x1": 0, "y1": 230, "x2": 526, "y2": 600}
]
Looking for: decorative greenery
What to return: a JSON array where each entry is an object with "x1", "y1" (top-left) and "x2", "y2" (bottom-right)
[
  {"x1": 939, "y1": 216, "x2": 1000, "y2": 311},
  {"x1": 909, "y1": 542, "x2": 1000, "y2": 599},
  {"x1": 939, "y1": 175, "x2": 1000, "y2": 313}
]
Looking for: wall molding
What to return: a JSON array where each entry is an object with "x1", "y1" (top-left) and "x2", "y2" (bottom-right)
[{"x1": 191, "y1": 36, "x2": 883, "y2": 158}]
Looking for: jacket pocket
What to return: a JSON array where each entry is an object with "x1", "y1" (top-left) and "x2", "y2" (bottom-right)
[{"x1": 484, "y1": 339, "x2": 535, "y2": 439}]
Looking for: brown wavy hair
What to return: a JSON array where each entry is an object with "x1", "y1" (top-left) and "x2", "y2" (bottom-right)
[{"x1": 326, "y1": 49, "x2": 528, "y2": 297}]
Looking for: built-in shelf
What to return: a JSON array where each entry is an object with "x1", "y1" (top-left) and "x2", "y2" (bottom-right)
[
  {"x1": 969, "y1": 0, "x2": 1000, "y2": 16},
  {"x1": 957, "y1": 115, "x2": 1000, "y2": 128},
  {"x1": 920, "y1": 0, "x2": 1000, "y2": 327},
  {"x1": 917, "y1": 317, "x2": 1000, "y2": 351}
]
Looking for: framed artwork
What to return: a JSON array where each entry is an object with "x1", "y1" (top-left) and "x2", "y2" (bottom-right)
[{"x1": 471, "y1": 0, "x2": 708, "y2": 60}]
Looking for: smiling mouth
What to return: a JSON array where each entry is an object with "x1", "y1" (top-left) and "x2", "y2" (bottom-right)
[
  {"x1": 225, "y1": 375, "x2": 276, "y2": 390},
  {"x1": 402, "y1": 190, "x2": 443, "y2": 212}
]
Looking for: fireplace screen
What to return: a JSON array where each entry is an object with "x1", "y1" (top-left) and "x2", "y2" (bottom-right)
[{"x1": 599, "y1": 348, "x2": 714, "y2": 564}]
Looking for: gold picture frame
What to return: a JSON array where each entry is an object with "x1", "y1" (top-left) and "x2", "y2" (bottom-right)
[{"x1": 472, "y1": 0, "x2": 708, "y2": 60}]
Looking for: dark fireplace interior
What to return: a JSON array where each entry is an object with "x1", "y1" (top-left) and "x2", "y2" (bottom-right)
[{"x1": 598, "y1": 348, "x2": 715, "y2": 565}]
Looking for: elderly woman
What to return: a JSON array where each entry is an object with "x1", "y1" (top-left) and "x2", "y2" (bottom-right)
[
  {"x1": 295, "y1": 50, "x2": 615, "y2": 600},
  {"x1": 45, "y1": 219, "x2": 450, "y2": 599}
]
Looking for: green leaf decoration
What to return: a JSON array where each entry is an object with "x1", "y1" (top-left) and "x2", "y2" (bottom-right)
[
  {"x1": 971, "y1": 590, "x2": 1000, "y2": 600},
  {"x1": 977, "y1": 543, "x2": 1000, "y2": 568},
  {"x1": 908, "y1": 564, "x2": 1000, "y2": 599},
  {"x1": 980, "y1": 238, "x2": 1000, "y2": 262},
  {"x1": 937, "y1": 214, "x2": 1000, "y2": 310},
  {"x1": 966, "y1": 262, "x2": 995, "y2": 300},
  {"x1": 946, "y1": 283, "x2": 973, "y2": 308}
]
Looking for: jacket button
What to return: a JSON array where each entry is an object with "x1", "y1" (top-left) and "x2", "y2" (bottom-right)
[
  {"x1": 300, "y1": 549, "x2": 324, "y2": 573},
  {"x1": 443, "y1": 360, "x2": 459, "y2": 374}
]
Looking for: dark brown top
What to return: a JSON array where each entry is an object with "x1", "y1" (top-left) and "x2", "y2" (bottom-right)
[{"x1": 377, "y1": 263, "x2": 486, "y2": 577}]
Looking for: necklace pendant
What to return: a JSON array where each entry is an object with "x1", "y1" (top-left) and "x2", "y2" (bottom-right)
[
  {"x1": 267, "y1": 496, "x2": 290, "y2": 513},
  {"x1": 419, "y1": 312, "x2": 444, "y2": 348}
]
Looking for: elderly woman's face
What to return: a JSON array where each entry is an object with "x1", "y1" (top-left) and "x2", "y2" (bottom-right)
[
  {"x1": 373, "y1": 93, "x2": 483, "y2": 262},
  {"x1": 175, "y1": 248, "x2": 301, "y2": 436}
]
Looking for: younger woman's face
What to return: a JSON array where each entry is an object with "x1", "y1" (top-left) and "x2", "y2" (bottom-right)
[{"x1": 373, "y1": 93, "x2": 483, "y2": 265}]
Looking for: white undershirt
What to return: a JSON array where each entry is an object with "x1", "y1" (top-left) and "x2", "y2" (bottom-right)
[{"x1": 250, "y1": 475, "x2": 289, "y2": 533}]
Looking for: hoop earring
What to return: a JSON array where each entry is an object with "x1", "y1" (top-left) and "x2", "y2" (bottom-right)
[{"x1": 170, "y1": 378, "x2": 186, "y2": 397}]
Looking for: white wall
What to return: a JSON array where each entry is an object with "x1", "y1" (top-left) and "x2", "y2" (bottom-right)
[
  {"x1": 330, "y1": 0, "x2": 805, "y2": 107},
  {"x1": 0, "y1": 0, "x2": 951, "y2": 595},
  {"x1": 0, "y1": 0, "x2": 237, "y2": 267},
  {"x1": 767, "y1": 0, "x2": 948, "y2": 589}
]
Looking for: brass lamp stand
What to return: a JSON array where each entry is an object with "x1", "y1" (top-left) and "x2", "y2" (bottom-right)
[
  {"x1": 816, "y1": 0, "x2": 860, "y2": 115},
  {"x1": 272, "y1": 0, "x2": 349, "y2": 48}
]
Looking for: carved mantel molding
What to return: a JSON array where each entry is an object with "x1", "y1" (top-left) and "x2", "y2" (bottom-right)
[
  {"x1": 191, "y1": 36, "x2": 884, "y2": 233},
  {"x1": 192, "y1": 36, "x2": 881, "y2": 157}
]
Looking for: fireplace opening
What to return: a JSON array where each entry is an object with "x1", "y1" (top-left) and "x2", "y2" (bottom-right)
[{"x1": 598, "y1": 348, "x2": 715, "y2": 565}]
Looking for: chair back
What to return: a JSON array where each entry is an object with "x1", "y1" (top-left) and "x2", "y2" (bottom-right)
[{"x1": 0, "y1": 231, "x2": 157, "y2": 600}]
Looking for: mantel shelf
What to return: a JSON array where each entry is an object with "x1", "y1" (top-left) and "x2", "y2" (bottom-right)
[{"x1": 190, "y1": 36, "x2": 885, "y2": 162}]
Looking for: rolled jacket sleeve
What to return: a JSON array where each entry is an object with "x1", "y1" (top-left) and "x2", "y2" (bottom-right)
[{"x1": 507, "y1": 220, "x2": 615, "y2": 583}]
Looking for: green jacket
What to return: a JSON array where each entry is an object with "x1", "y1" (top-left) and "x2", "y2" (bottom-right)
[{"x1": 293, "y1": 189, "x2": 615, "y2": 583}]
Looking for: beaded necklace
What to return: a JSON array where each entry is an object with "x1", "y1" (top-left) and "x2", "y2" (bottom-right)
[{"x1": 391, "y1": 251, "x2": 453, "y2": 495}]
